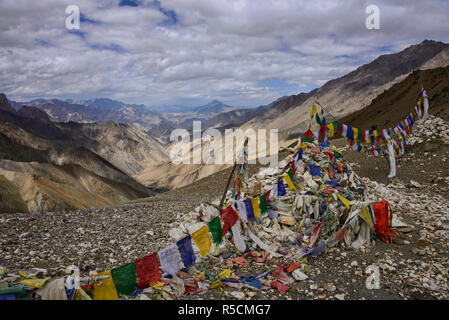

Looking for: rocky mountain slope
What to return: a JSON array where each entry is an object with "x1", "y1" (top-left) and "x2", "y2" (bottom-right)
[
  {"x1": 341, "y1": 64, "x2": 449, "y2": 128},
  {"x1": 0, "y1": 94, "x2": 169, "y2": 213},
  {"x1": 242, "y1": 40, "x2": 449, "y2": 140}
]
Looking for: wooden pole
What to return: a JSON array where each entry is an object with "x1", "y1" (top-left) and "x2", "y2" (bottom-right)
[{"x1": 219, "y1": 137, "x2": 248, "y2": 209}]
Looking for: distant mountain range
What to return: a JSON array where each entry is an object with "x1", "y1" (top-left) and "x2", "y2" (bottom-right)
[{"x1": 5, "y1": 97, "x2": 266, "y2": 144}]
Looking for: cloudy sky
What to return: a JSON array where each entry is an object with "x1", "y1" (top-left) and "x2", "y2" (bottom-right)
[{"x1": 1, "y1": 0, "x2": 449, "y2": 108}]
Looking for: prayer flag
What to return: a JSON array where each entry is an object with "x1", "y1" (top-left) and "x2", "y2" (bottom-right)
[
  {"x1": 244, "y1": 199, "x2": 255, "y2": 221},
  {"x1": 220, "y1": 206, "x2": 239, "y2": 236},
  {"x1": 158, "y1": 243, "x2": 180, "y2": 276},
  {"x1": 259, "y1": 194, "x2": 268, "y2": 214},
  {"x1": 337, "y1": 193, "x2": 351, "y2": 210},
  {"x1": 277, "y1": 180, "x2": 286, "y2": 196},
  {"x1": 135, "y1": 253, "x2": 161, "y2": 289},
  {"x1": 208, "y1": 216, "x2": 223, "y2": 244},
  {"x1": 93, "y1": 270, "x2": 118, "y2": 300},
  {"x1": 177, "y1": 236, "x2": 196, "y2": 268},
  {"x1": 251, "y1": 197, "x2": 260, "y2": 220},
  {"x1": 111, "y1": 263, "x2": 137, "y2": 297},
  {"x1": 284, "y1": 173, "x2": 296, "y2": 191},
  {"x1": 191, "y1": 226, "x2": 212, "y2": 257}
]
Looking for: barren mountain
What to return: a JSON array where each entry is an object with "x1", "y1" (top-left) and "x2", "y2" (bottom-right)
[
  {"x1": 242, "y1": 40, "x2": 449, "y2": 140},
  {"x1": 0, "y1": 95, "x2": 169, "y2": 213},
  {"x1": 341, "y1": 64, "x2": 449, "y2": 129},
  {"x1": 18, "y1": 98, "x2": 175, "y2": 144}
]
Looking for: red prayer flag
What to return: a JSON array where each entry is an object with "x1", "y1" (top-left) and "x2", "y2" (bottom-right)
[
  {"x1": 285, "y1": 262, "x2": 302, "y2": 273},
  {"x1": 220, "y1": 206, "x2": 239, "y2": 237},
  {"x1": 270, "y1": 281, "x2": 290, "y2": 293},
  {"x1": 304, "y1": 129, "x2": 313, "y2": 138},
  {"x1": 265, "y1": 189, "x2": 271, "y2": 203},
  {"x1": 135, "y1": 253, "x2": 161, "y2": 289},
  {"x1": 336, "y1": 225, "x2": 347, "y2": 241}
]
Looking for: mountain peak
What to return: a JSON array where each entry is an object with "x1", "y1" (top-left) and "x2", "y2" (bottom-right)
[{"x1": 0, "y1": 93, "x2": 16, "y2": 114}]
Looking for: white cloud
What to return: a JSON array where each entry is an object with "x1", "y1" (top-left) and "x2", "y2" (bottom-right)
[{"x1": 1, "y1": 0, "x2": 449, "y2": 107}]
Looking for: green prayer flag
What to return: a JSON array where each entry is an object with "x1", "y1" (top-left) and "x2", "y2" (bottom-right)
[
  {"x1": 304, "y1": 137, "x2": 313, "y2": 143},
  {"x1": 111, "y1": 263, "x2": 137, "y2": 296},
  {"x1": 259, "y1": 194, "x2": 268, "y2": 214},
  {"x1": 287, "y1": 168, "x2": 293, "y2": 181},
  {"x1": 357, "y1": 128, "x2": 362, "y2": 140},
  {"x1": 334, "y1": 150, "x2": 342, "y2": 158},
  {"x1": 315, "y1": 113, "x2": 322, "y2": 125},
  {"x1": 333, "y1": 121, "x2": 339, "y2": 135},
  {"x1": 208, "y1": 216, "x2": 222, "y2": 244}
]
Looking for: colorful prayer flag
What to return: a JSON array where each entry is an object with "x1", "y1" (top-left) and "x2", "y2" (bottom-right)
[
  {"x1": 220, "y1": 206, "x2": 239, "y2": 236},
  {"x1": 93, "y1": 270, "x2": 118, "y2": 300},
  {"x1": 208, "y1": 216, "x2": 222, "y2": 244},
  {"x1": 135, "y1": 253, "x2": 161, "y2": 289},
  {"x1": 111, "y1": 263, "x2": 137, "y2": 297},
  {"x1": 251, "y1": 197, "x2": 260, "y2": 220},
  {"x1": 158, "y1": 243, "x2": 180, "y2": 276},
  {"x1": 191, "y1": 226, "x2": 212, "y2": 257},
  {"x1": 177, "y1": 236, "x2": 196, "y2": 268}
]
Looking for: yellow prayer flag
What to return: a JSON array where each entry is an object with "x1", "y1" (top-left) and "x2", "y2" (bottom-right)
[
  {"x1": 74, "y1": 288, "x2": 92, "y2": 300},
  {"x1": 332, "y1": 146, "x2": 343, "y2": 154},
  {"x1": 219, "y1": 269, "x2": 233, "y2": 279},
  {"x1": 150, "y1": 281, "x2": 165, "y2": 289},
  {"x1": 20, "y1": 277, "x2": 51, "y2": 289},
  {"x1": 93, "y1": 270, "x2": 119, "y2": 300},
  {"x1": 337, "y1": 193, "x2": 351, "y2": 210},
  {"x1": 284, "y1": 173, "x2": 296, "y2": 191},
  {"x1": 359, "y1": 205, "x2": 373, "y2": 228},
  {"x1": 191, "y1": 225, "x2": 212, "y2": 257},
  {"x1": 310, "y1": 104, "x2": 317, "y2": 118},
  {"x1": 327, "y1": 123, "x2": 334, "y2": 138},
  {"x1": 353, "y1": 127, "x2": 358, "y2": 140},
  {"x1": 210, "y1": 280, "x2": 223, "y2": 289},
  {"x1": 251, "y1": 197, "x2": 260, "y2": 220}
]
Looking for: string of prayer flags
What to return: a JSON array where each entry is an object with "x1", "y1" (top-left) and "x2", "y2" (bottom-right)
[
  {"x1": 177, "y1": 236, "x2": 196, "y2": 268},
  {"x1": 111, "y1": 263, "x2": 137, "y2": 297},
  {"x1": 244, "y1": 199, "x2": 255, "y2": 221},
  {"x1": 259, "y1": 194, "x2": 268, "y2": 214},
  {"x1": 93, "y1": 270, "x2": 118, "y2": 300},
  {"x1": 251, "y1": 197, "x2": 260, "y2": 220},
  {"x1": 207, "y1": 216, "x2": 223, "y2": 245},
  {"x1": 135, "y1": 253, "x2": 161, "y2": 289},
  {"x1": 191, "y1": 226, "x2": 212, "y2": 257},
  {"x1": 337, "y1": 193, "x2": 351, "y2": 210},
  {"x1": 158, "y1": 243, "x2": 180, "y2": 276},
  {"x1": 220, "y1": 206, "x2": 239, "y2": 237}
]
